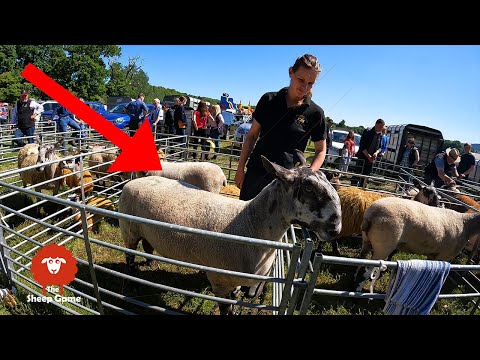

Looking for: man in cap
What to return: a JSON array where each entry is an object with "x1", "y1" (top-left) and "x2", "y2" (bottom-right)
[
  {"x1": 457, "y1": 143, "x2": 476, "y2": 180},
  {"x1": 424, "y1": 148, "x2": 460, "y2": 187},
  {"x1": 11, "y1": 89, "x2": 44, "y2": 147}
]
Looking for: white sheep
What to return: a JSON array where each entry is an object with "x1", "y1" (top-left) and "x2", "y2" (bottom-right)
[
  {"x1": 18, "y1": 143, "x2": 65, "y2": 195},
  {"x1": 315, "y1": 181, "x2": 441, "y2": 256},
  {"x1": 118, "y1": 153, "x2": 342, "y2": 314},
  {"x1": 137, "y1": 161, "x2": 227, "y2": 193},
  {"x1": 86, "y1": 145, "x2": 122, "y2": 185},
  {"x1": 354, "y1": 197, "x2": 480, "y2": 289}
]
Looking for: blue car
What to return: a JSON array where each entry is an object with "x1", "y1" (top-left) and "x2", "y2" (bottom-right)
[
  {"x1": 103, "y1": 103, "x2": 154, "y2": 130},
  {"x1": 84, "y1": 101, "x2": 108, "y2": 116},
  {"x1": 40, "y1": 100, "x2": 108, "y2": 122}
]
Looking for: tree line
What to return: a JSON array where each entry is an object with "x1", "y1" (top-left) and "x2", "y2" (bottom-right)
[{"x1": 0, "y1": 45, "x2": 219, "y2": 106}]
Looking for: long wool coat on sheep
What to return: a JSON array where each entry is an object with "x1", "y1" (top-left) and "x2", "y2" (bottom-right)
[
  {"x1": 119, "y1": 160, "x2": 342, "y2": 300},
  {"x1": 17, "y1": 143, "x2": 63, "y2": 194},
  {"x1": 141, "y1": 161, "x2": 227, "y2": 193}
]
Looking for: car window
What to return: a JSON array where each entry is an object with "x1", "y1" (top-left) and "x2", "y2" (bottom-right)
[
  {"x1": 42, "y1": 103, "x2": 60, "y2": 112},
  {"x1": 109, "y1": 104, "x2": 127, "y2": 114},
  {"x1": 332, "y1": 132, "x2": 347, "y2": 143}
]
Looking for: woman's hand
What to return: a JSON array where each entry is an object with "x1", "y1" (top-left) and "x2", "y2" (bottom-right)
[{"x1": 234, "y1": 168, "x2": 245, "y2": 189}]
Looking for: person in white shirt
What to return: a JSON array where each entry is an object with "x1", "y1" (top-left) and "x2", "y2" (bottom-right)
[
  {"x1": 11, "y1": 89, "x2": 44, "y2": 147},
  {"x1": 151, "y1": 98, "x2": 164, "y2": 136}
]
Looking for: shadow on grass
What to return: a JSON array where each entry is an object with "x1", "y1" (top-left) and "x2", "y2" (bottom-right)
[{"x1": 71, "y1": 260, "x2": 213, "y2": 315}]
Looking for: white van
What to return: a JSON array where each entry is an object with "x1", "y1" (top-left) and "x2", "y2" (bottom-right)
[{"x1": 326, "y1": 129, "x2": 360, "y2": 165}]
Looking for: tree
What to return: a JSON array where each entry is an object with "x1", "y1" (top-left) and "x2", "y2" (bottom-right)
[
  {"x1": 338, "y1": 119, "x2": 346, "y2": 128},
  {"x1": 443, "y1": 140, "x2": 463, "y2": 151},
  {"x1": 0, "y1": 45, "x2": 17, "y2": 73}
]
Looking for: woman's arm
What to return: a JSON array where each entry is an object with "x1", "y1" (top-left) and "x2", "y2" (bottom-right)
[
  {"x1": 310, "y1": 139, "x2": 327, "y2": 172},
  {"x1": 234, "y1": 120, "x2": 261, "y2": 189}
]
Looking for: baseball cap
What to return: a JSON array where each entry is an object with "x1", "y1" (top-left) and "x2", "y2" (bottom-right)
[
  {"x1": 448, "y1": 148, "x2": 460, "y2": 160},
  {"x1": 20, "y1": 89, "x2": 28, "y2": 95}
]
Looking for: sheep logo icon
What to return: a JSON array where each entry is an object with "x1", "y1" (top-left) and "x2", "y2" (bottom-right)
[{"x1": 31, "y1": 244, "x2": 78, "y2": 295}]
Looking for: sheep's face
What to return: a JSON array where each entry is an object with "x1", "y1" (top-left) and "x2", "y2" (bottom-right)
[
  {"x1": 36, "y1": 144, "x2": 54, "y2": 172},
  {"x1": 290, "y1": 168, "x2": 342, "y2": 241},
  {"x1": 414, "y1": 185, "x2": 441, "y2": 207},
  {"x1": 262, "y1": 155, "x2": 342, "y2": 241}
]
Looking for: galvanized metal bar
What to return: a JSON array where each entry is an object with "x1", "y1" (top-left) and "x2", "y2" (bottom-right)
[
  {"x1": 278, "y1": 243, "x2": 302, "y2": 315},
  {"x1": 313, "y1": 288, "x2": 385, "y2": 300},
  {"x1": 88, "y1": 238, "x2": 283, "y2": 282},
  {"x1": 0, "y1": 179, "x2": 295, "y2": 252},
  {"x1": 88, "y1": 258, "x2": 278, "y2": 312},
  {"x1": 0, "y1": 225, "x2": 15, "y2": 285},
  {"x1": 70, "y1": 277, "x2": 167, "y2": 315},
  {"x1": 79, "y1": 208, "x2": 104, "y2": 315},
  {"x1": 11, "y1": 278, "x2": 80, "y2": 315},
  {"x1": 299, "y1": 253, "x2": 324, "y2": 315}
]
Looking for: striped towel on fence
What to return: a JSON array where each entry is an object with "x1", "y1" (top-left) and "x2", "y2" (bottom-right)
[{"x1": 383, "y1": 259, "x2": 451, "y2": 315}]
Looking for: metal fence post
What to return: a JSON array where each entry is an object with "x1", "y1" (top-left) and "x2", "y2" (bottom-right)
[
  {"x1": 0, "y1": 223, "x2": 16, "y2": 289},
  {"x1": 79, "y1": 209, "x2": 105, "y2": 314}
]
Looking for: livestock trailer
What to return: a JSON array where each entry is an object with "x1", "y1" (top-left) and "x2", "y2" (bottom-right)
[{"x1": 383, "y1": 124, "x2": 444, "y2": 168}]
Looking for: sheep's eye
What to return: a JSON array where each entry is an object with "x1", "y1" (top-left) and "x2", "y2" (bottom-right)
[{"x1": 305, "y1": 185, "x2": 313, "y2": 192}]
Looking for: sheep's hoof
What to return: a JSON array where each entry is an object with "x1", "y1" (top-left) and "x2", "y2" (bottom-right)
[
  {"x1": 143, "y1": 258, "x2": 155, "y2": 267},
  {"x1": 241, "y1": 281, "x2": 266, "y2": 299},
  {"x1": 218, "y1": 303, "x2": 234, "y2": 315}
]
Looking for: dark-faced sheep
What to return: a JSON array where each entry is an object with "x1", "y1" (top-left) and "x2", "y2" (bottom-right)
[{"x1": 118, "y1": 153, "x2": 342, "y2": 314}]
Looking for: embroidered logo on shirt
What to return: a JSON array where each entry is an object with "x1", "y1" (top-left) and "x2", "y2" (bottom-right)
[{"x1": 295, "y1": 115, "x2": 307, "y2": 126}]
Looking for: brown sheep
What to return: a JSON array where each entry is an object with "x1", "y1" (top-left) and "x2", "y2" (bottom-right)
[{"x1": 72, "y1": 196, "x2": 115, "y2": 233}]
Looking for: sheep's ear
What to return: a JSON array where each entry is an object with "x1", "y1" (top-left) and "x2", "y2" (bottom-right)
[
  {"x1": 41, "y1": 258, "x2": 48, "y2": 264},
  {"x1": 37, "y1": 134, "x2": 43, "y2": 145},
  {"x1": 412, "y1": 178, "x2": 421, "y2": 190},
  {"x1": 261, "y1": 155, "x2": 295, "y2": 183},
  {"x1": 293, "y1": 149, "x2": 307, "y2": 166}
]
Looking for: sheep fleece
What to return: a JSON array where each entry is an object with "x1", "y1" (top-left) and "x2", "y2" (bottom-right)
[
  {"x1": 337, "y1": 187, "x2": 392, "y2": 237},
  {"x1": 118, "y1": 176, "x2": 277, "y2": 289},
  {"x1": 146, "y1": 161, "x2": 227, "y2": 193}
]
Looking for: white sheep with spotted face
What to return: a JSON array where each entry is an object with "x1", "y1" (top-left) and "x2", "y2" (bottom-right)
[{"x1": 118, "y1": 152, "x2": 342, "y2": 314}]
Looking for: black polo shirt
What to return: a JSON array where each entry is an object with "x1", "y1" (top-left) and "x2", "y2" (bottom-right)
[
  {"x1": 249, "y1": 87, "x2": 326, "y2": 169},
  {"x1": 457, "y1": 153, "x2": 475, "y2": 175}
]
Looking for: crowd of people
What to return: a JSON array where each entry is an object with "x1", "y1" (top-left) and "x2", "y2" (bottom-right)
[{"x1": 6, "y1": 53, "x2": 478, "y2": 190}]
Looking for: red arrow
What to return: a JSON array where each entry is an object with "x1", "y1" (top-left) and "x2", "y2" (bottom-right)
[{"x1": 21, "y1": 63, "x2": 161, "y2": 172}]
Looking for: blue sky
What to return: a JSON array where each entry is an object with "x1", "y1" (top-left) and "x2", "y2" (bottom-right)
[{"x1": 118, "y1": 45, "x2": 479, "y2": 143}]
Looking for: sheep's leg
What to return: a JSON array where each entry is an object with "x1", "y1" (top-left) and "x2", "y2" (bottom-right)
[
  {"x1": 125, "y1": 238, "x2": 142, "y2": 276},
  {"x1": 142, "y1": 239, "x2": 155, "y2": 266},
  {"x1": 208, "y1": 277, "x2": 236, "y2": 315},
  {"x1": 352, "y1": 233, "x2": 373, "y2": 291}
]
